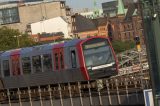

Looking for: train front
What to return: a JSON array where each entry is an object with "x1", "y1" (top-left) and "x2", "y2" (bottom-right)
[{"x1": 78, "y1": 37, "x2": 118, "y2": 80}]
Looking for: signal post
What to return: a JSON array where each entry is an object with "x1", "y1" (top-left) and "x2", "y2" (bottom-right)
[{"x1": 140, "y1": 0, "x2": 160, "y2": 105}]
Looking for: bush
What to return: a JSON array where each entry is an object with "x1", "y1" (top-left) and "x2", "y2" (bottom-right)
[{"x1": 112, "y1": 40, "x2": 135, "y2": 53}]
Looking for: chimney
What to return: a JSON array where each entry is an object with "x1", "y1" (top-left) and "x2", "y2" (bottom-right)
[{"x1": 18, "y1": 0, "x2": 25, "y2": 6}]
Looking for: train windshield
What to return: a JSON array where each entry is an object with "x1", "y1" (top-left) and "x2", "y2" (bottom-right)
[{"x1": 83, "y1": 38, "x2": 115, "y2": 68}]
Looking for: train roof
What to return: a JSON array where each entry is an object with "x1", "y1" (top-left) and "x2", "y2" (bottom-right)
[
  {"x1": 64, "y1": 39, "x2": 81, "y2": 47},
  {"x1": 0, "y1": 38, "x2": 81, "y2": 57},
  {"x1": 0, "y1": 49, "x2": 20, "y2": 57},
  {"x1": 0, "y1": 36, "x2": 104, "y2": 57}
]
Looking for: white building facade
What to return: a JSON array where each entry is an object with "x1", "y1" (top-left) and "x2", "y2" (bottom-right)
[{"x1": 31, "y1": 17, "x2": 71, "y2": 38}]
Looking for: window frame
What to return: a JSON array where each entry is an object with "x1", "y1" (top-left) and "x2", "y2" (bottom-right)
[
  {"x1": 71, "y1": 50, "x2": 77, "y2": 68},
  {"x1": 42, "y1": 54, "x2": 53, "y2": 72},
  {"x1": 54, "y1": 53, "x2": 59, "y2": 70},
  {"x1": 60, "y1": 52, "x2": 64, "y2": 69},
  {"x1": 22, "y1": 57, "x2": 31, "y2": 74},
  {"x1": 32, "y1": 55, "x2": 42, "y2": 73},
  {"x1": 0, "y1": 7, "x2": 20, "y2": 25},
  {"x1": 2, "y1": 60, "x2": 10, "y2": 77}
]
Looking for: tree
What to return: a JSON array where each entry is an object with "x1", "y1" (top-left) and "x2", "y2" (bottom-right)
[
  {"x1": 18, "y1": 33, "x2": 35, "y2": 48},
  {"x1": 0, "y1": 27, "x2": 35, "y2": 51},
  {"x1": 112, "y1": 40, "x2": 135, "y2": 53}
]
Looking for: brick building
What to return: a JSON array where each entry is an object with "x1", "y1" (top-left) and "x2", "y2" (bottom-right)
[
  {"x1": 71, "y1": 13, "x2": 98, "y2": 38},
  {"x1": 32, "y1": 32, "x2": 64, "y2": 43},
  {"x1": 102, "y1": 0, "x2": 144, "y2": 43},
  {"x1": 71, "y1": 0, "x2": 143, "y2": 43}
]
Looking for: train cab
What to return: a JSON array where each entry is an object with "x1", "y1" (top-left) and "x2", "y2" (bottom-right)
[{"x1": 77, "y1": 36, "x2": 118, "y2": 80}]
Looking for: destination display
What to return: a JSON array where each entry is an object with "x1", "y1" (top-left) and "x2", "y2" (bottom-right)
[{"x1": 83, "y1": 42, "x2": 106, "y2": 49}]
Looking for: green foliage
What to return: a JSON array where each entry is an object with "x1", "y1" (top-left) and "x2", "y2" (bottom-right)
[
  {"x1": 0, "y1": 27, "x2": 35, "y2": 51},
  {"x1": 19, "y1": 33, "x2": 35, "y2": 48},
  {"x1": 112, "y1": 40, "x2": 135, "y2": 53}
]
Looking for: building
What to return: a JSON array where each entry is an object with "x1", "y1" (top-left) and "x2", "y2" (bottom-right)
[
  {"x1": 30, "y1": 16, "x2": 71, "y2": 39},
  {"x1": 93, "y1": 17, "x2": 108, "y2": 37},
  {"x1": 71, "y1": 0, "x2": 144, "y2": 43},
  {"x1": 0, "y1": 0, "x2": 71, "y2": 34},
  {"x1": 102, "y1": 0, "x2": 144, "y2": 43},
  {"x1": 71, "y1": 13, "x2": 112, "y2": 38},
  {"x1": 32, "y1": 32, "x2": 64, "y2": 43},
  {"x1": 102, "y1": 1, "x2": 117, "y2": 17},
  {"x1": 71, "y1": 13, "x2": 98, "y2": 38},
  {"x1": 80, "y1": 9, "x2": 103, "y2": 19}
]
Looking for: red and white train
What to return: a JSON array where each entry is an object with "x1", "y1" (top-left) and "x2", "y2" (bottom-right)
[{"x1": 0, "y1": 36, "x2": 118, "y2": 89}]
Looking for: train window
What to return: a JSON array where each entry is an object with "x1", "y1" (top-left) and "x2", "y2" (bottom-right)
[
  {"x1": 71, "y1": 50, "x2": 77, "y2": 68},
  {"x1": 3, "y1": 60, "x2": 10, "y2": 77},
  {"x1": 43, "y1": 54, "x2": 52, "y2": 71},
  {"x1": 0, "y1": 61, "x2": 1, "y2": 76},
  {"x1": 32, "y1": 55, "x2": 42, "y2": 73},
  {"x1": 55, "y1": 53, "x2": 59, "y2": 70},
  {"x1": 60, "y1": 52, "x2": 64, "y2": 69},
  {"x1": 22, "y1": 57, "x2": 31, "y2": 74}
]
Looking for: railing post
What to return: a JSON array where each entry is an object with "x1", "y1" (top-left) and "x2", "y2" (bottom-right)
[
  {"x1": 48, "y1": 85, "x2": 53, "y2": 106},
  {"x1": 78, "y1": 82, "x2": 83, "y2": 106},
  {"x1": 88, "y1": 81, "x2": 93, "y2": 106},
  {"x1": 28, "y1": 87, "x2": 33, "y2": 106},
  {"x1": 38, "y1": 86, "x2": 43, "y2": 106},
  {"x1": 106, "y1": 80, "x2": 112, "y2": 105},
  {"x1": 68, "y1": 83, "x2": 73, "y2": 106},
  {"x1": 134, "y1": 77, "x2": 139, "y2": 103},
  {"x1": 124, "y1": 78, "x2": 129, "y2": 104},
  {"x1": 96, "y1": 79, "x2": 103, "y2": 105},
  {"x1": 115, "y1": 79, "x2": 121, "y2": 105},
  {"x1": 18, "y1": 88, "x2": 22, "y2": 106},
  {"x1": 7, "y1": 89, "x2": 11, "y2": 106},
  {"x1": 58, "y1": 84, "x2": 63, "y2": 106}
]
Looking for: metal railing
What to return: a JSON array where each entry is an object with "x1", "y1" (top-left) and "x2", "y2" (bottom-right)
[{"x1": 0, "y1": 69, "x2": 150, "y2": 106}]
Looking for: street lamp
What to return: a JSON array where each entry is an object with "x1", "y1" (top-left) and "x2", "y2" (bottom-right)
[{"x1": 14, "y1": 35, "x2": 22, "y2": 47}]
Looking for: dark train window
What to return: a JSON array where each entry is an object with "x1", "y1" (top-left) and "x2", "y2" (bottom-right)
[
  {"x1": 55, "y1": 53, "x2": 59, "y2": 70},
  {"x1": 43, "y1": 54, "x2": 52, "y2": 71},
  {"x1": 60, "y1": 52, "x2": 64, "y2": 69},
  {"x1": 71, "y1": 50, "x2": 77, "y2": 68},
  {"x1": 3, "y1": 60, "x2": 10, "y2": 77},
  {"x1": 22, "y1": 57, "x2": 31, "y2": 74},
  {"x1": 32, "y1": 55, "x2": 42, "y2": 73},
  {"x1": 0, "y1": 61, "x2": 1, "y2": 76}
]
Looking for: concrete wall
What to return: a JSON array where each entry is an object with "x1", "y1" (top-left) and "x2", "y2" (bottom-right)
[
  {"x1": 1, "y1": 1, "x2": 67, "y2": 33},
  {"x1": 31, "y1": 17, "x2": 70, "y2": 38}
]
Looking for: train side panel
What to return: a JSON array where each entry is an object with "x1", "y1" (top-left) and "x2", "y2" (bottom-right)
[
  {"x1": 0, "y1": 36, "x2": 118, "y2": 89},
  {"x1": 1, "y1": 41, "x2": 84, "y2": 89}
]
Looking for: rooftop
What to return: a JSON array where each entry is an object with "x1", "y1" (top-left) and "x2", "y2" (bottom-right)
[{"x1": 0, "y1": 0, "x2": 64, "y2": 9}]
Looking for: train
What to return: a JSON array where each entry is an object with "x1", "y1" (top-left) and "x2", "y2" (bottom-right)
[{"x1": 0, "y1": 36, "x2": 118, "y2": 89}]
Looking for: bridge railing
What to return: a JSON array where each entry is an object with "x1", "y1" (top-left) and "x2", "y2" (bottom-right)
[{"x1": 0, "y1": 69, "x2": 150, "y2": 106}]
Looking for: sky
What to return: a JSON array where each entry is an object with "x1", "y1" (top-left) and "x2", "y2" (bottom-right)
[{"x1": 65, "y1": 0, "x2": 113, "y2": 10}]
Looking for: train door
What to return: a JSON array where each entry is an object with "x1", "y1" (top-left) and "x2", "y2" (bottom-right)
[
  {"x1": 53, "y1": 48, "x2": 64, "y2": 71},
  {"x1": 11, "y1": 54, "x2": 21, "y2": 76}
]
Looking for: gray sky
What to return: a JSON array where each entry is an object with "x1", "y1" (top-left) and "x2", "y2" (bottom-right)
[{"x1": 66, "y1": 0, "x2": 113, "y2": 10}]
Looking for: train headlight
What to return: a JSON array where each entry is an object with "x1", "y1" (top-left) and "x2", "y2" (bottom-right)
[
  {"x1": 111, "y1": 67, "x2": 116, "y2": 71},
  {"x1": 87, "y1": 66, "x2": 92, "y2": 70}
]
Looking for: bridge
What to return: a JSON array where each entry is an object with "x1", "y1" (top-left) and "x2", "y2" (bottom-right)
[{"x1": 0, "y1": 47, "x2": 151, "y2": 106}]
